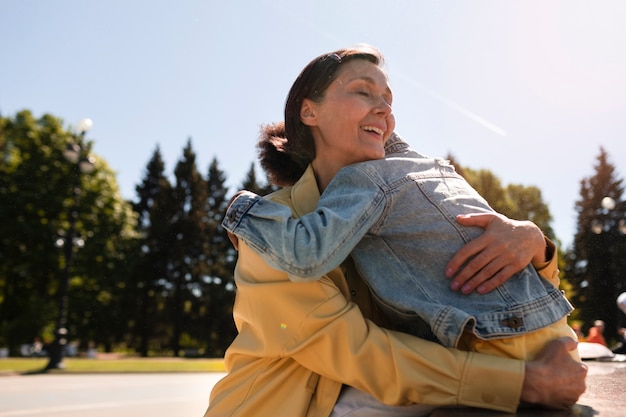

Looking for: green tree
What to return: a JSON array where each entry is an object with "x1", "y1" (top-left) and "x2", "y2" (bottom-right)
[
  {"x1": 0, "y1": 111, "x2": 67, "y2": 353},
  {"x1": 200, "y1": 158, "x2": 236, "y2": 356},
  {"x1": 564, "y1": 148, "x2": 625, "y2": 343},
  {"x1": 0, "y1": 110, "x2": 138, "y2": 355},
  {"x1": 447, "y1": 155, "x2": 555, "y2": 240},
  {"x1": 130, "y1": 150, "x2": 239, "y2": 357},
  {"x1": 68, "y1": 157, "x2": 140, "y2": 353},
  {"x1": 504, "y1": 184, "x2": 555, "y2": 240},
  {"x1": 169, "y1": 139, "x2": 208, "y2": 356},
  {"x1": 240, "y1": 162, "x2": 278, "y2": 196},
  {"x1": 131, "y1": 146, "x2": 175, "y2": 356}
]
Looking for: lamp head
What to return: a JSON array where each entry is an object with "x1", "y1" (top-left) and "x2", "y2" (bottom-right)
[
  {"x1": 602, "y1": 196, "x2": 616, "y2": 211},
  {"x1": 76, "y1": 118, "x2": 93, "y2": 135},
  {"x1": 618, "y1": 292, "x2": 626, "y2": 314}
]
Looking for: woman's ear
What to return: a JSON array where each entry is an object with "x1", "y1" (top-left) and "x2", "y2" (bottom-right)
[{"x1": 300, "y1": 99, "x2": 318, "y2": 126}]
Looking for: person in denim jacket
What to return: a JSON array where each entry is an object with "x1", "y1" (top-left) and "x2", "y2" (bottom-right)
[
  {"x1": 224, "y1": 130, "x2": 578, "y2": 357},
  {"x1": 207, "y1": 45, "x2": 586, "y2": 417}
]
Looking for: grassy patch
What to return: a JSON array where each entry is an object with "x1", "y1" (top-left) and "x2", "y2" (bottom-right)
[{"x1": 0, "y1": 357, "x2": 226, "y2": 374}]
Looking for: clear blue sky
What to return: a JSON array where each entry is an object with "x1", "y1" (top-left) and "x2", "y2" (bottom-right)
[{"x1": 3, "y1": 0, "x2": 626, "y2": 249}]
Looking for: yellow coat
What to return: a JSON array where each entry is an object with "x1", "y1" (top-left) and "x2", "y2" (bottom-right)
[{"x1": 205, "y1": 165, "x2": 558, "y2": 417}]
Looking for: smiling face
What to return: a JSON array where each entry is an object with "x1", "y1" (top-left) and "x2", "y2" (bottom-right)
[{"x1": 301, "y1": 58, "x2": 395, "y2": 189}]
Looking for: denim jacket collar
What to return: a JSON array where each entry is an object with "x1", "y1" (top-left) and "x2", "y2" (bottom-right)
[{"x1": 384, "y1": 132, "x2": 411, "y2": 156}]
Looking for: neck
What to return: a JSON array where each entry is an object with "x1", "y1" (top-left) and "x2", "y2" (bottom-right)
[{"x1": 311, "y1": 158, "x2": 343, "y2": 193}]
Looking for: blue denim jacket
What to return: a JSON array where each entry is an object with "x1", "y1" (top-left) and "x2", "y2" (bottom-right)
[{"x1": 222, "y1": 135, "x2": 573, "y2": 348}]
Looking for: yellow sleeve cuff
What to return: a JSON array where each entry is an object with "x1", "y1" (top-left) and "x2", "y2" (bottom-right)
[
  {"x1": 458, "y1": 351, "x2": 524, "y2": 413},
  {"x1": 533, "y1": 238, "x2": 560, "y2": 287}
]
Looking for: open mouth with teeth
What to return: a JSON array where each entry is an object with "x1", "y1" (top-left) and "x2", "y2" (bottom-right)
[{"x1": 362, "y1": 126, "x2": 384, "y2": 137}]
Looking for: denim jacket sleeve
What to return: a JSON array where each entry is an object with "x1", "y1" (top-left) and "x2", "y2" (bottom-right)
[{"x1": 222, "y1": 165, "x2": 385, "y2": 281}]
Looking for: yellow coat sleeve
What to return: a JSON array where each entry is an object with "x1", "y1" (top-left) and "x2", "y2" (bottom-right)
[
  {"x1": 229, "y1": 240, "x2": 524, "y2": 413},
  {"x1": 532, "y1": 238, "x2": 560, "y2": 288}
]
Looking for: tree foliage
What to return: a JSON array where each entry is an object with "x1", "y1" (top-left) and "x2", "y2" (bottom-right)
[
  {"x1": 564, "y1": 148, "x2": 626, "y2": 343},
  {"x1": 0, "y1": 110, "x2": 138, "y2": 354},
  {"x1": 241, "y1": 162, "x2": 278, "y2": 196},
  {"x1": 447, "y1": 154, "x2": 555, "y2": 240},
  {"x1": 131, "y1": 146, "x2": 175, "y2": 356},
  {"x1": 7, "y1": 109, "x2": 596, "y2": 357},
  {"x1": 128, "y1": 146, "x2": 241, "y2": 356},
  {"x1": 0, "y1": 110, "x2": 264, "y2": 357}
]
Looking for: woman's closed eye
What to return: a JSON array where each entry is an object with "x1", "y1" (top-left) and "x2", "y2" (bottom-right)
[{"x1": 354, "y1": 87, "x2": 392, "y2": 105}]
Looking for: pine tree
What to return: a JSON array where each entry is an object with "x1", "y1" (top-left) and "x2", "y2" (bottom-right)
[
  {"x1": 565, "y1": 148, "x2": 625, "y2": 343},
  {"x1": 169, "y1": 139, "x2": 208, "y2": 356},
  {"x1": 132, "y1": 146, "x2": 175, "y2": 356},
  {"x1": 241, "y1": 162, "x2": 278, "y2": 196},
  {"x1": 201, "y1": 158, "x2": 237, "y2": 356}
]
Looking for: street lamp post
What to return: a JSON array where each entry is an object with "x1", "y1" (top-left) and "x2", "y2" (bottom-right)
[
  {"x1": 45, "y1": 119, "x2": 95, "y2": 371},
  {"x1": 589, "y1": 196, "x2": 626, "y2": 343}
]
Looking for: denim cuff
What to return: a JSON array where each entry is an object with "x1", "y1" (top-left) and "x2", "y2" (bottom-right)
[{"x1": 222, "y1": 191, "x2": 261, "y2": 231}]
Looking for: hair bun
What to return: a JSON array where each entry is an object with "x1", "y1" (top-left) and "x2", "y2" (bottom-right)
[{"x1": 257, "y1": 122, "x2": 309, "y2": 187}]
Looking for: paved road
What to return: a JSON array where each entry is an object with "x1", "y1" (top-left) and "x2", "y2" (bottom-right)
[
  {"x1": 1, "y1": 361, "x2": 624, "y2": 416},
  {"x1": 0, "y1": 372, "x2": 225, "y2": 417}
]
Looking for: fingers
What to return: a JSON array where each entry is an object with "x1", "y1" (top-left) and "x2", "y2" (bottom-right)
[
  {"x1": 445, "y1": 213, "x2": 500, "y2": 279},
  {"x1": 227, "y1": 231, "x2": 239, "y2": 250},
  {"x1": 473, "y1": 265, "x2": 518, "y2": 294},
  {"x1": 445, "y1": 238, "x2": 487, "y2": 280},
  {"x1": 455, "y1": 212, "x2": 499, "y2": 228},
  {"x1": 450, "y1": 257, "x2": 504, "y2": 294},
  {"x1": 544, "y1": 338, "x2": 588, "y2": 406},
  {"x1": 558, "y1": 362, "x2": 587, "y2": 409},
  {"x1": 559, "y1": 336, "x2": 579, "y2": 352},
  {"x1": 447, "y1": 213, "x2": 541, "y2": 294},
  {"x1": 447, "y1": 235, "x2": 510, "y2": 294},
  {"x1": 538, "y1": 337, "x2": 573, "y2": 358},
  {"x1": 523, "y1": 338, "x2": 587, "y2": 408}
]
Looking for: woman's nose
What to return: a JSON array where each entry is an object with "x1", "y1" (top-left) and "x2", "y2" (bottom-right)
[{"x1": 374, "y1": 96, "x2": 392, "y2": 115}]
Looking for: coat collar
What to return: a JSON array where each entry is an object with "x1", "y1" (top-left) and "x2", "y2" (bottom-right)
[{"x1": 289, "y1": 165, "x2": 321, "y2": 218}]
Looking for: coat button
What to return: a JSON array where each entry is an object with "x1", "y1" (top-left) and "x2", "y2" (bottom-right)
[
  {"x1": 481, "y1": 393, "x2": 495, "y2": 403},
  {"x1": 501, "y1": 317, "x2": 523, "y2": 329}
]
